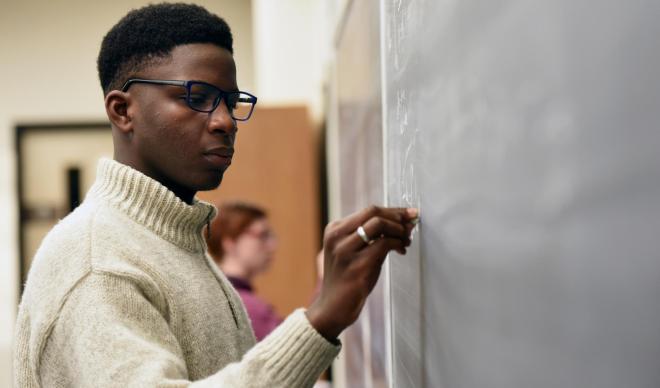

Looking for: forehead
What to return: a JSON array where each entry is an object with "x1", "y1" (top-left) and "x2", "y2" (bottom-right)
[{"x1": 144, "y1": 43, "x2": 237, "y2": 90}]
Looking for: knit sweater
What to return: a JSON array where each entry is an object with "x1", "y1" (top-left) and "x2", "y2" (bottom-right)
[{"x1": 13, "y1": 158, "x2": 340, "y2": 387}]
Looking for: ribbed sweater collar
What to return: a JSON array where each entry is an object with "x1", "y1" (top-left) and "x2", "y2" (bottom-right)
[{"x1": 87, "y1": 158, "x2": 217, "y2": 253}]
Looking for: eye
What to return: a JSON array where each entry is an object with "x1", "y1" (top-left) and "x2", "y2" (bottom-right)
[
  {"x1": 225, "y1": 94, "x2": 239, "y2": 111},
  {"x1": 189, "y1": 93, "x2": 212, "y2": 104}
]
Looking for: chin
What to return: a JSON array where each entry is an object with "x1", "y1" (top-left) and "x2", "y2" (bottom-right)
[{"x1": 195, "y1": 170, "x2": 225, "y2": 192}]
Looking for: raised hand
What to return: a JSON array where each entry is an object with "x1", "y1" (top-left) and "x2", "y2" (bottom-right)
[{"x1": 306, "y1": 206, "x2": 419, "y2": 340}]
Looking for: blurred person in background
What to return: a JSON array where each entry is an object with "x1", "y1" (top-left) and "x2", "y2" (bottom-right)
[{"x1": 206, "y1": 202, "x2": 282, "y2": 341}]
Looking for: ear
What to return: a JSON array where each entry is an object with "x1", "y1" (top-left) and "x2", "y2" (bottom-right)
[{"x1": 105, "y1": 90, "x2": 133, "y2": 134}]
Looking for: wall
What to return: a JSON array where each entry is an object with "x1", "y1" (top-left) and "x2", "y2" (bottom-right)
[
  {"x1": 334, "y1": 0, "x2": 388, "y2": 386},
  {"x1": 251, "y1": 0, "x2": 336, "y2": 122}
]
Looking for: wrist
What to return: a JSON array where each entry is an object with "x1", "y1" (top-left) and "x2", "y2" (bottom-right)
[{"x1": 305, "y1": 304, "x2": 343, "y2": 342}]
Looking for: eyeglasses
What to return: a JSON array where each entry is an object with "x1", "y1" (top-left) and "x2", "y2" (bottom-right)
[{"x1": 121, "y1": 79, "x2": 258, "y2": 121}]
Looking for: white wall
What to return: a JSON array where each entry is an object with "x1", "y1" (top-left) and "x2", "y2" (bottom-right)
[
  {"x1": 252, "y1": 0, "x2": 338, "y2": 122},
  {"x1": 0, "y1": 1, "x2": 253, "y2": 385}
]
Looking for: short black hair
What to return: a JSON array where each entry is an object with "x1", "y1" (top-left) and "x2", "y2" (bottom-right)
[{"x1": 97, "y1": 3, "x2": 233, "y2": 95}]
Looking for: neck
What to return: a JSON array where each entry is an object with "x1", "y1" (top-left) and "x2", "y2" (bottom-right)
[
  {"x1": 88, "y1": 158, "x2": 216, "y2": 253},
  {"x1": 114, "y1": 152, "x2": 196, "y2": 204}
]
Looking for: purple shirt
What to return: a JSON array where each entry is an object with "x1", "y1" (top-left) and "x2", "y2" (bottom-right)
[{"x1": 227, "y1": 276, "x2": 283, "y2": 341}]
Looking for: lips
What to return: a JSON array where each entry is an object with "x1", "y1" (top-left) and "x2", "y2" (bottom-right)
[
  {"x1": 203, "y1": 147, "x2": 234, "y2": 167},
  {"x1": 204, "y1": 146, "x2": 234, "y2": 158}
]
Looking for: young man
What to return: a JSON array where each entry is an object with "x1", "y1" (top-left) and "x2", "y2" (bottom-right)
[{"x1": 13, "y1": 4, "x2": 417, "y2": 387}]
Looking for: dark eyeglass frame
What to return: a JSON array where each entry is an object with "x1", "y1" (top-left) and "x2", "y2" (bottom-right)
[{"x1": 121, "y1": 78, "x2": 258, "y2": 121}]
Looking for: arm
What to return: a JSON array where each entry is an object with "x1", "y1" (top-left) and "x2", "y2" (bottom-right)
[
  {"x1": 40, "y1": 271, "x2": 338, "y2": 388},
  {"x1": 39, "y1": 206, "x2": 415, "y2": 387}
]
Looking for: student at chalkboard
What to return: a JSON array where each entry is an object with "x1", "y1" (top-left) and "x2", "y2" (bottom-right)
[{"x1": 13, "y1": 3, "x2": 418, "y2": 387}]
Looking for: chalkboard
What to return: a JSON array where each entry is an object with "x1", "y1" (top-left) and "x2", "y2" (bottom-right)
[
  {"x1": 336, "y1": 0, "x2": 660, "y2": 387},
  {"x1": 381, "y1": 1, "x2": 660, "y2": 387}
]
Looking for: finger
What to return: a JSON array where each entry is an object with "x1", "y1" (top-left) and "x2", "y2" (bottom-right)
[
  {"x1": 343, "y1": 237, "x2": 407, "y2": 294},
  {"x1": 339, "y1": 216, "x2": 410, "y2": 252},
  {"x1": 361, "y1": 237, "x2": 407, "y2": 268},
  {"x1": 363, "y1": 216, "x2": 411, "y2": 242},
  {"x1": 334, "y1": 206, "x2": 418, "y2": 236}
]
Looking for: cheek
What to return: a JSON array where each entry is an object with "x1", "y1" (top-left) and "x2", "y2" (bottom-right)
[
  {"x1": 238, "y1": 241, "x2": 263, "y2": 261},
  {"x1": 234, "y1": 239, "x2": 252, "y2": 255},
  {"x1": 149, "y1": 110, "x2": 200, "y2": 155}
]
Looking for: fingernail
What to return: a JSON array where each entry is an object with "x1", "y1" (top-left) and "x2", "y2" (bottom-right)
[{"x1": 406, "y1": 208, "x2": 419, "y2": 218}]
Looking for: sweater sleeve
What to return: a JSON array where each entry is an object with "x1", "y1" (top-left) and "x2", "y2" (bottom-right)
[{"x1": 40, "y1": 271, "x2": 340, "y2": 388}]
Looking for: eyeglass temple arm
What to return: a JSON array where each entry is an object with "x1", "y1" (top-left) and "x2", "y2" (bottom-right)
[{"x1": 121, "y1": 79, "x2": 186, "y2": 91}]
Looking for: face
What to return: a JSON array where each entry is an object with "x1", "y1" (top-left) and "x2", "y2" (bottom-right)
[
  {"x1": 228, "y1": 218, "x2": 278, "y2": 277},
  {"x1": 113, "y1": 43, "x2": 239, "y2": 202}
]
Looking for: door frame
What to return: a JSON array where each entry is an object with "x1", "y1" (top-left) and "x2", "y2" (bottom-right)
[{"x1": 15, "y1": 122, "x2": 111, "y2": 295}]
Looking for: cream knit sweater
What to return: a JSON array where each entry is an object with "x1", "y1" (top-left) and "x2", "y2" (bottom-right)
[{"x1": 14, "y1": 158, "x2": 339, "y2": 387}]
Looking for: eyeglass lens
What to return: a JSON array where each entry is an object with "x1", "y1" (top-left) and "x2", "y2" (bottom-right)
[{"x1": 188, "y1": 82, "x2": 255, "y2": 120}]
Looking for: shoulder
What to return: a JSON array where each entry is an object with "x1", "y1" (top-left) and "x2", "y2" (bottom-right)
[
  {"x1": 22, "y1": 199, "x2": 145, "y2": 303},
  {"x1": 19, "y1": 199, "x2": 170, "y2": 344},
  {"x1": 21, "y1": 201, "x2": 99, "y2": 310}
]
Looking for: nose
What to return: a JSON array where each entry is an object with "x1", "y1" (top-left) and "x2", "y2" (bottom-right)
[{"x1": 207, "y1": 101, "x2": 237, "y2": 135}]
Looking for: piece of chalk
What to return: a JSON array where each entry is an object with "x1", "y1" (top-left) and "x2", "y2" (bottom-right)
[{"x1": 410, "y1": 217, "x2": 420, "y2": 225}]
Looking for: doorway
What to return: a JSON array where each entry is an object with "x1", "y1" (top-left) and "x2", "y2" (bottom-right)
[{"x1": 15, "y1": 123, "x2": 113, "y2": 294}]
